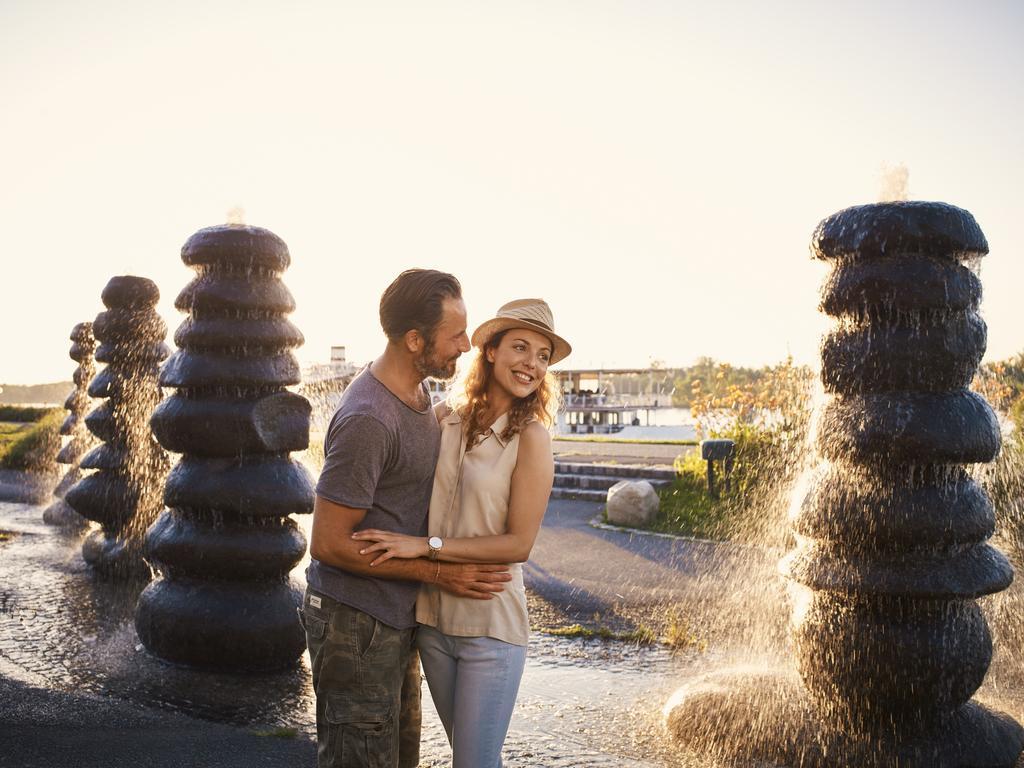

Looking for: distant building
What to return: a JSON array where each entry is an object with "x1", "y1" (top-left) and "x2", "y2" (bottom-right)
[
  {"x1": 554, "y1": 367, "x2": 675, "y2": 435},
  {"x1": 305, "y1": 346, "x2": 358, "y2": 384},
  {"x1": 302, "y1": 347, "x2": 360, "y2": 428}
]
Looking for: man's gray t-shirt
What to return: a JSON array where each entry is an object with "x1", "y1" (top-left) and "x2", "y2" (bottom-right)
[{"x1": 306, "y1": 366, "x2": 440, "y2": 629}]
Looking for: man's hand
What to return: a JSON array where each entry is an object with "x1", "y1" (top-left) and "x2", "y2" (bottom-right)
[
  {"x1": 435, "y1": 562, "x2": 512, "y2": 600},
  {"x1": 352, "y1": 529, "x2": 428, "y2": 565}
]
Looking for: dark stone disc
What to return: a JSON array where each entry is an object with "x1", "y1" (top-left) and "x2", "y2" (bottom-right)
[
  {"x1": 820, "y1": 255, "x2": 981, "y2": 316},
  {"x1": 134, "y1": 577, "x2": 306, "y2": 671},
  {"x1": 780, "y1": 541, "x2": 1013, "y2": 598},
  {"x1": 159, "y1": 350, "x2": 301, "y2": 388},
  {"x1": 665, "y1": 670, "x2": 1024, "y2": 767},
  {"x1": 816, "y1": 390, "x2": 1000, "y2": 465},
  {"x1": 100, "y1": 275, "x2": 160, "y2": 309},
  {"x1": 792, "y1": 594, "x2": 993, "y2": 732},
  {"x1": 84, "y1": 401, "x2": 117, "y2": 442},
  {"x1": 820, "y1": 313, "x2": 986, "y2": 394},
  {"x1": 792, "y1": 465, "x2": 994, "y2": 549},
  {"x1": 81, "y1": 529, "x2": 152, "y2": 580},
  {"x1": 175, "y1": 274, "x2": 296, "y2": 314},
  {"x1": 65, "y1": 472, "x2": 134, "y2": 526},
  {"x1": 162, "y1": 455, "x2": 315, "y2": 517},
  {"x1": 42, "y1": 498, "x2": 89, "y2": 530},
  {"x1": 69, "y1": 341, "x2": 95, "y2": 362},
  {"x1": 94, "y1": 340, "x2": 170, "y2": 365},
  {"x1": 150, "y1": 391, "x2": 311, "y2": 457},
  {"x1": 174, "y1": 316, "x2": 305, "y2": 350},
  {"x1": 70, "y1": 321, "x2": 94, "y2": 342},
  {"x1": 93, "y1": 308, "x2": 168, "y2": 343},
  {"x1": 812, "y1": 202, "x2": 988, "y2": 261},
  {"x1": 180, "y1": 225, "x2": 290, "y2": 272},
  {"x1": 144, "y1": 511, "x2": 306, "y2": 580}
]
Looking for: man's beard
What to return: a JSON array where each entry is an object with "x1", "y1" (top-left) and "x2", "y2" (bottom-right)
[{"x1": 414, "y1": 338, "x2": 457, "y2": 380}]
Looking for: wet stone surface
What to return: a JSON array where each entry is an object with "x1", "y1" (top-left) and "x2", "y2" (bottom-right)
[{"x1": 0, "y1": 500, "x2": 713, "y2": 767}]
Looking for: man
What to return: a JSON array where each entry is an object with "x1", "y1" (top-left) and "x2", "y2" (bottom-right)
[{"x1": 302, "y1": 269, "x2": 512, "y2": 768}]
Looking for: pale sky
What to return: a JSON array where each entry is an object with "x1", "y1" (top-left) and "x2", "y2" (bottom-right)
[{"x1": 2, "y1": 0, "x2": 1022, "y2": 384}]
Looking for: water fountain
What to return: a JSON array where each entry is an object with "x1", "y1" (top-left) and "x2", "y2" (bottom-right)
[
  {"x1": 665, "y1": 202, "x2": 1024, "y2": 766},
  {"x1": 64, "y1": 277, "x2": 170, "y2": 578},
  {"x1": 135, "y1": 224, "x2": 315, "y2": 671},
  {"x1": 43, "y1": 322, "x2": 96, "y2": 529}
]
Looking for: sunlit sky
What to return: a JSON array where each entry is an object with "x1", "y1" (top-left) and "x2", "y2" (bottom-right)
[{"x1": 2, "y1": 1, "x2": 1022, "y2": 384}]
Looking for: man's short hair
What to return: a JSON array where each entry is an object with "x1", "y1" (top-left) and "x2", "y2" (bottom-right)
[{"x1": 379, "y1": 269, "x2": 462, "y2": 344}]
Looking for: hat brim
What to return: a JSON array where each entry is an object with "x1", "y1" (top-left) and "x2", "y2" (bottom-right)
[{"x1": 471, "y1": 318, "x2": 572, "y2": 365}]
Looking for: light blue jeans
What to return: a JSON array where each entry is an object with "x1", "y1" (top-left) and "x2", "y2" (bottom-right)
[{"x1": 416, "y1": 625, "x2": 527, "y2": 768}]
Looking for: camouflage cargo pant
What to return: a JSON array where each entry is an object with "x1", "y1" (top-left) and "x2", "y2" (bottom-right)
[{"x1": 299, "y1": 588, "x2": 421, "y2": 768}]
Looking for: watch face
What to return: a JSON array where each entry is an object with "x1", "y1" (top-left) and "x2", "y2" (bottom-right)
[{"x1": 428, "y1": 536, "x2": 443, "y2": 549}]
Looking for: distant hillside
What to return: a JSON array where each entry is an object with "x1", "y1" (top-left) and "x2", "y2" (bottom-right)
[{"x1": 0, "y1": 381, "x2": 73, "y2": 406}]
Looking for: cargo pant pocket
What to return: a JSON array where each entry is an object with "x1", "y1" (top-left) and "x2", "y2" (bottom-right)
[
  {"x1": 298, "y1": 607, "x2": 327, "y2": 656},
  {"x1": 325, "y1": 691, "x2": 395, "y2": 768}
]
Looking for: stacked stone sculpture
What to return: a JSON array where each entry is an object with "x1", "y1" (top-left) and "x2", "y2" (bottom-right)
[
  {"x1": 666, "y1": 202, "x2": 1024, "y2": 766},
  {"x1": 65, "y1": 277, "x2": 170, "y2": 578},
  {"x1": 43, "y1": 322, "x2": 96, "y2": 529},
  {"x1": 136, "y1": 224, "x2": 314, "y2": 671},
  {"x1": 787, "y1": 201, "x2": 1024, "y2": 763}
]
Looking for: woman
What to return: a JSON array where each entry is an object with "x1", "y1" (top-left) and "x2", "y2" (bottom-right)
[{"x1": 352, "y1": 298, "x2": 570, "y2": 768}]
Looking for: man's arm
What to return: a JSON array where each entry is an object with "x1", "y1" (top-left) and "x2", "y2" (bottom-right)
[{"x1": 309, "y1": 495, "x2": 511, "y2": 600}]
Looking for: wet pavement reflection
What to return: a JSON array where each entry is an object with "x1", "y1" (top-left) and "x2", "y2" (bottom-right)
[{"x1": 0, "y1": 500, "x2": 709, "y2": 767}]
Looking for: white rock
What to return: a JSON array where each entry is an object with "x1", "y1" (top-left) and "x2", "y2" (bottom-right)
[{"x1": 606, "y1": 480, "x2": 659, "y2": 527}]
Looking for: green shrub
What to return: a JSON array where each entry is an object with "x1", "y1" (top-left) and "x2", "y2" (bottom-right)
[
  {"x1": 1010, "y1": 397, "x2": 1024, "y2": 436},
  {"x1": 0, "y1": 409, "x2": 63, "y2": 471},
  {"x1": 651, "y1": 357, "x2": 814, "y2": 542}
]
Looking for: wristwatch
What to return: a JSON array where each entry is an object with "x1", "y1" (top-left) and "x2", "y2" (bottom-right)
[{"x1": 427, "y1": 536, "x2": 443, "y2": 561}]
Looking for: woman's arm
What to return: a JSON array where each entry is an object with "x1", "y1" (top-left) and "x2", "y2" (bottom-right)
[{"x1": 353, "y1": 422, "x2": 554, "y2": 565}]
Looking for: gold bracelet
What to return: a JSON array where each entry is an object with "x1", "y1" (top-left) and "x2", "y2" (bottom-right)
[{"x1": 433, "y1": 561, "x2": 441, "y2": 583}]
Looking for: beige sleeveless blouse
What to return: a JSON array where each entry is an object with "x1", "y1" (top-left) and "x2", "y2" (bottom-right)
[{"x1": 416, "y1": 410, "x2": 529, "y2": 646}]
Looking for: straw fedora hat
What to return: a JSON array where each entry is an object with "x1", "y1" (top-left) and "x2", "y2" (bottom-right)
[{"x1": 470, "y1": 298, "x2": 572, "y2": 365}]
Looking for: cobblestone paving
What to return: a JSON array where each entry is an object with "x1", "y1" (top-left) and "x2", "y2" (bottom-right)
[{"x1": 0, "y1": 500, "x2": 711, "y2": 767}]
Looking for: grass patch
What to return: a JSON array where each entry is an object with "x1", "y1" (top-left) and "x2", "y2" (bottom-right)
[
  {"x1": 545, "y1": 622, "x2": 657, "y2": 644},
  {"x1": 0, "y1": 422, "x2": 33, "y2": 453},
  {"x1": 647, "y1": 479, "x2": 729, "y2": 540},
  {"x1": 541, "y1": 616, "x2": 702, "y2": 650},
  {"x1": 0, "y1": 405, "x2": 54, "y2": 422},
  {"x1": 0, "y1": 409, "x2": 63, "y2": 471},
  {"x1": 546, "y1": 623, "x2": 617, "y2": 640},
  {"x1": 252, "y1": 726, "x2": 299, "y2": 739},
  {"x1": 663, "y1": 608, "x2": 707, "y2": 652}
]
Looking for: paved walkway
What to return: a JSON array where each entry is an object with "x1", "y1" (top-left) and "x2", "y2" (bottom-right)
[
  {"x1": 0, "y1": 491, "x2": 771, "y2": 768},
  {"x1": 526, "y1": 499, "x2": 783, "y2": 645},
  {"x1": 0, "y1": 670, "x2": 316, "y2": 768}
]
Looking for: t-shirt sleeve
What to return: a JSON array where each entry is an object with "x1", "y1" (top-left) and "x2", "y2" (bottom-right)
[{"x1": 315, "y1": 413, "x2": 392, "y2": 510}]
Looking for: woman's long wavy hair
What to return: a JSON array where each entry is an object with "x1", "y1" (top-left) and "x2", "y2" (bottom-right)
[{"x1": 450, "y1": 329, "x2": 562, "y2": 447}]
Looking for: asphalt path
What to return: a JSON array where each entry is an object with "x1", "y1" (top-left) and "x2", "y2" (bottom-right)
[{"x1": 0, "y1": 494, "x2": 768, "y2": 768}]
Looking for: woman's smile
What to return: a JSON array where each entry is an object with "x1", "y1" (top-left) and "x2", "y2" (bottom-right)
[{"x1": 487, "y1": 328, "x2": 551, "y2": 400}]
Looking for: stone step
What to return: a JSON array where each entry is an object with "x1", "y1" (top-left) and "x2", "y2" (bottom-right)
[
  {"x1": 553, "y1": 461, "x2": 676, "y2": 481},
  {"x1": 550, "y1": 487, "x2": 609, "y2": 502},
  {"x1": 553, "y1": 473, "x2": 673, "y2": 492}
]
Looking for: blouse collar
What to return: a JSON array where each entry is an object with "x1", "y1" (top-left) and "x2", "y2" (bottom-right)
[{"x1": 443, "y1": 410, "x2": 511, "y2": 447}]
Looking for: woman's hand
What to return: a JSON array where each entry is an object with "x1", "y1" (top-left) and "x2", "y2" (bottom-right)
[{"x1": 351, "y1": 529, "x2": 428, "y2": 566}]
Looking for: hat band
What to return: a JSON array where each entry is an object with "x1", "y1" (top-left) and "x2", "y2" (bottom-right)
[{"x1": 505, "y1": 315, "x2": 553, "y2": 333}]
